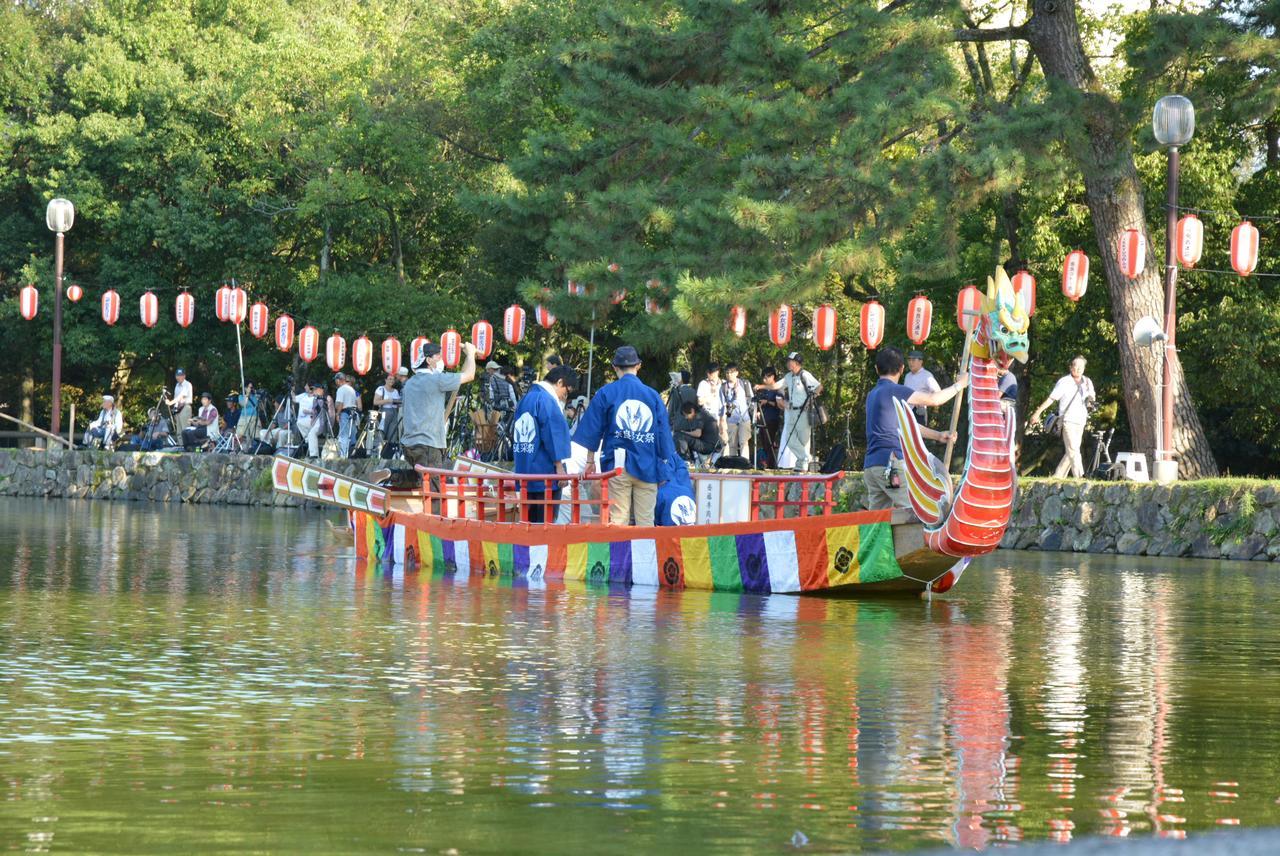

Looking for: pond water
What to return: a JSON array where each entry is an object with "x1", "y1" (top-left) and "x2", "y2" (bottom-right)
[{"x1": 2, "y1": 498, "x2": 1280, "y2": 853}]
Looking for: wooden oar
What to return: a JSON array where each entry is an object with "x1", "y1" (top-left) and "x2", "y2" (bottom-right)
[{"x1": 942, "y1": 330, "x2": 973, "y2": 473}]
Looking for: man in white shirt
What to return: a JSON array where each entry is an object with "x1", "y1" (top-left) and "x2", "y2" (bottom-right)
[
  {"x1": 720, "y1": 363, "x2": 754, "y2": 460},
  {"x1": 168, "y1": 368, "x2": 193, "y2": 434},
  {"x1": 84, "y1": 394, "x2": 124, "y2": 448},
  {"x1": 1031, "y1": 355, "x2": 1096, "y2": 478},
  {"x1": 771, "y1": 352, "x2": 822, "y2": 471},
  {"x1": 902, "y1": 350, "x2": 942, "y2": 425},
  {"x1": 373, "y1": 371, "x2": 403, "y2": 454},
  {"x1": 334, "y1": 373, "x2": 361, "y2": 457},
  {"x1": 293, "y1": 381, "x2": 329, "y2": 459},
  {"x1": 696, "y1": 363, "x2": 726, "y2": 446}
]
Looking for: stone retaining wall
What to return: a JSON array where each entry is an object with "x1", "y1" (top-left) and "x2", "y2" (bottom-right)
[{"x1": 2, "y1": 448, "x2": 1277, "y2": 562}]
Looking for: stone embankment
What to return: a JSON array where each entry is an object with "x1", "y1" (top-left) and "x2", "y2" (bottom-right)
[{"x1": 2, "y1": 448, "x2": 1277, "y2": 562}]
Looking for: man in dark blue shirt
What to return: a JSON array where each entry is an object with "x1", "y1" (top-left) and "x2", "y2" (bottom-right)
[
  {"x1": 512, "y1": 366, "x2": 578, "y2": 523},
  {"x1": 864, "y1": 347, "x2": 967, "y2": 510},
  {"x1": 574, "y1": 345, "x2": 677, "y2": 526}
]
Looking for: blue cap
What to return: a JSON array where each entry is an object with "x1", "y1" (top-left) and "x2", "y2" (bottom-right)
[
  {"x1": 175, "y1": 368, "x2": 186, "y2": 376},
  {"x1": 611, "y1": 345, "x2": 641, "y2": 368}
]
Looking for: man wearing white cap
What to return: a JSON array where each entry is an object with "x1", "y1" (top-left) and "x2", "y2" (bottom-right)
[
  {"x1": 769, "y1": 352, "x2": 822, "y2": 472},
  {"x1": 84, "y1": 394, "x2": 123, "y2": 449}
]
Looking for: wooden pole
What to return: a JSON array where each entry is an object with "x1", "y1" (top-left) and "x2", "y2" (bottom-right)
[{"x1": 942, "y1": 331, "x2": 973, "y2": 473}]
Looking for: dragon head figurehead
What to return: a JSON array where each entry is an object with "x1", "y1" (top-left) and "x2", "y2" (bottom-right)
[{"x1": 971, "y1": 266, "x2": 1029, "y2": 367}]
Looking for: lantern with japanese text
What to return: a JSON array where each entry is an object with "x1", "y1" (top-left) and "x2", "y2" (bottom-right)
[
  {"x1": 471, "y1": 320, "x2": 494, "y2": 359},
  {"x1": 729, "y1": 305, "x2": 747, "y2": 338},
  {"x1": 352, "y1": 336, "x2": 373, "y2": 375},
  {"x1": 956, "y1": 286, "x2": 982, "y2": 332},
  {"x1": 298, "y1": 326, "x2": 319, "y2": 363},
  {"x1": 382, "y1": 338, "x2": 402, "y2": 375},
  {"x1": 1117, "y1": 229, "x2": 1146, "y2": 279},
  {"x1": 215, "y1": 285, "x2": 231, "y2": 322},
  {"x1": 1231, "y1": 220, "x2": 1260, "y2": 277},
  {"x1": 859, "y1": 300, "x2": 884, "y2": 349},
  {"x1": 440, "y1": 329, "x2": 462, "y2": 369},
  {"x1": 275, "y1": 314, "x2": 295, "y2": 352},
  {"x1": 101, "y1": 289, "x2": 120, "y2": 326},
  {"x1": 19, "y1": 285, "x2": 37, "y2": 320},
  {"x1": 139, "y1": 291, "x2": 158, "y2": 328},
  {"x1": 813, "y1": 304, "x2": 837, "y2": 350},
  {"x1": 249, "y1": 302, "x2": 270, "y2": 339},
  {"x1": 906, "y1": 294, "x2": 933, "y2": 345},
  {"x1": 535, "y1": 305, "x2": 555, "y2": 328},
  {"x1": 503, "y1": 305, "x2": 526, "y2": 344},
  {"x1": 769, "y1": 304, "x2": 792, "y2": 347},
  {"x1": 66, "y1": 283, "x2": 83, "y2": 303},
  {"x1": 325, "y1": 333, "x2": 346, "y2": 372},
  {"x1": 1175, "y1": 214, "x2": 1203, "y2": 268},
  {"x1": 1011, "y1": 270, "x2": 1036, "y2": 317},
  {"x1": 229, "y1": 287, "x2": 247, "y2": 324},
  {"x1": 410, "y1": 336, "x2": 431, "y2": 366},
  {"x1": 1062, "y1": 250, "x2": 1089, "y2": 302},
  {"x1": 175, "y1": 292, "x2": 195, "y2": 328}
]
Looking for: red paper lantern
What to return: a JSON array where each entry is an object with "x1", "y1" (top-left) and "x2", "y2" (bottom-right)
[
  {"x1": 645, "y1": 278, "x2": 661, "y2": 290},
  {"x1": 535, "y1": 305, "x2": 555, "y2": 328},
  {"x1": 567, "y1": 280, "x2": 586, "y2": 297},
  {"x1": 906, "y1": 294, "x2": 933, "y2": 345},
  {"x1": 19, "y1": 285, "x2": 38, "y2": 320},
  {"x1": 274, "y1": 314, "x2": 295, "y2": 352},
  {"x1": 859, "y1": 300, "x2": 884, "y2": 350},
  {"x1": 813, "y1": 304, "x2": 837, "y2": 351},
  {"x1": 139, "y1": 291, "x2": 158, "y2": 328},
  {"x1": 1175, "y1": 214, "x2": 1203, "y2": 268},
  {"x1": 769, "y1": 304, "x2": 792, "y2": 347},
  {"x1": 248, "y1": 302, "x2": 270, "y2": 339},
  {"x1": 956, "y1": 286, "x2": 982, "y2": 332},
  {"x1": 229, "y1": 287, "x2": 247, "y2": 324},
  {"x1": 440, "y1": 329, "x2": 462, "y2": 369},
  {"x1": 215, "y1": 285, "x2": 231, "y2": 322},
  {"x1": 644, "y1": 296, "x2": 664, "y2": 315},
  {"x1": 101, "y1": 289, "x2": 120, "y2": 325},
  {"x1": 1011, "y1": 270, "x2": 1036, "y2": 317},
  {"x1": 503, "y1": 305, "x2": 526, "y2": 344},
  {"x1": 1117, "y1": 229, "x2": 1146, "y2": 279},
  {"x1": 611, "y1": 290, "x2": 627, "y2": 305},
  {"x1": 326, "y1": 333, "x2": 346, "y2": 372},
  {"x1": 352, "y1": 336, "x2": 373, "y2": 376},
  {"x1": 175, "y1": 292, "x2": 195, "y2": 328},
  {"x1": 607, "y1": 262, "x2": 620, "y2": 273},
  {"x1": 410, "y1": 336, "x2": 431, "y2": 367},
  {"x1": 66, "y1": 283, "x2": 83, "y2": 303},
  {"x1": 1062, "y1": 250, "x2": 1089, "y2": 302},
  {"x1": 1231, "y1": 220, "x2": 1260, "y2": 277},
  {"x1": 471, "y1": 320, "x2": 494, "y2": 359},
  {"x1": 729, "y1": 305, "x2": 747, "y2": 338},
  {"x1": 298, "y1": 325, "x2": 319, "y2": 363},
  {"x1": 381, "y1": 338, "x2": 402, "y2": 375}
]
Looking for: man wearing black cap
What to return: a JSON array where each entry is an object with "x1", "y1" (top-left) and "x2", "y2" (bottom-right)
[
  {"x1": 573, "y1": 345, "x2": 677, "y2": 526},
  {"x1": 334, "y1": 373, "x2": 361, "y2": 457},
  {"x1": 401, "y1": 339, "x2": 477, "y2": 488},
  {"x1": 768, "y1": 352, "x2": 822, "y2": 472},
  {"x1": 903, "y1": 350, "x2": 942, "y2": 425}
]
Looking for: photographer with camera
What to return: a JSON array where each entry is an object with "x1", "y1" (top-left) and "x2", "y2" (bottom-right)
[
  {"x1": 373, "y1": 368, "x2": 405, "y2": 457},
  {"x1": 1031, "y1": 355, "x2": 1096, "y2": 479}
]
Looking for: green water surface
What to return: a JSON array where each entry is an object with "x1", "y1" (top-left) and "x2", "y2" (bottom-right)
[{"x1": 2, "y1": 498, "x2": 1279, "y2": 853}]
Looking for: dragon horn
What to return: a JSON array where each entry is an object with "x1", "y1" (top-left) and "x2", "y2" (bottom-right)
[{"x1": 986, "y1": 275, "x2": 997, "y2": 301}]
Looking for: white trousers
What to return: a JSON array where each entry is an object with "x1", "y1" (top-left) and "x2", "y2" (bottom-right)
[
  {"x1": 780, "y1": 410, "x2": 811, "y2": 471},
  {"x1": 1054, "y1": 421, "x2": 1085, "y2": 478}
]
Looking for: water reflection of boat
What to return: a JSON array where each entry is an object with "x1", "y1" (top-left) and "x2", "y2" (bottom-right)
[{"x1": 273, "y1": 458, "x2": 992, "y2": 596}]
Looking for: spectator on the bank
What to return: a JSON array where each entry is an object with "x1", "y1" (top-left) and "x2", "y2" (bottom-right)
[
  {"x1": 334, "y1": 373, "x2": 361, "y2": 457},
  {"x1": 224, "y1": 394, "x2": 242, "y2": 432},
  {"x1": 666, "y1": 369, "x2": 697, "y2": 422},
  {"x1": 903, "y1": 350, "x2": 942, "y2": 425},
  {"x1": 770, "y1": 352, "x2": 823, "y2": 472},
  {"x1": 1031, "y1": 356, "x2": 1096, "y2": 479},
  {"x1": 720, "y1": 363, "x2": 753, "y2": 460},
  {"x1": 135, "y1": 408, "x2": 172, "y2": 451},
  {"x1": 84, "y1": 394, "x2": 124, "y2": 449},
  {"x1": 234, "y1": 382, "x2": 260, "y2": 440},
  {"x1": 167, "y1": 368, "x2": 193, "y2": 434},
  {"x1": 696, "y1": 363, "x2": 725, "y2": 444},
  {"x1": 754, "y1": 367, "x2": 784, "y2": 468},
  {"x1": 674, "y1": 400, "x2": 723, "y2": 466},
  {"x1": 374, "y1": 371, "x2": 403, "y2": 452},
  {"x1": 182, "y1": 392, "x2": 219, "y2": 451}
]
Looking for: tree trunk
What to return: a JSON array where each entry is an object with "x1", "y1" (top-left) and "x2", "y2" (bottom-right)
[
  {"x1": 1024, "y1": 0, "x2": 1217, "y2": 476},
  {"x1": 321, "y1": 220, "x2": 332, "y2": 276},
  {"x1": 389, "y1": 207, "x2": 406, "y2": 284}
]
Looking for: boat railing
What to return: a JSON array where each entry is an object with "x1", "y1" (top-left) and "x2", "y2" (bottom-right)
[
  {"x1": 413, "y1": 465, "x2": 620, "y2": 524},
  {"x1": 689, "y1": 470, "x2": 844, "y2": 521}
]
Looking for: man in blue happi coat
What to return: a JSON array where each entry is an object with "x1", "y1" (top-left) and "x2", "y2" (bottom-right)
[
  {"x1": 512, "y1": 365, "x2": 578, "y2": 523},
  {"x1": 574, "y1": 345, "x2": 677, "y2": 526},
  {"x1": 656, "y1": 455, "x2": 697, "y2": 527}
]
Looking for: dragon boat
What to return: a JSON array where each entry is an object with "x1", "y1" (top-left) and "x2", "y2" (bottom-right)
[{"x1": 271, "y1": 268, "x2": 1029, "y2": 597}]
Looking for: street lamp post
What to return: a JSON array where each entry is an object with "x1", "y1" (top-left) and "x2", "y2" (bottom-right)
[
  {"x1": 1152, "y1": 95, "x2": 1194, "y2": 483},
  {"x1": 46, "y1": 198, "x2": 75, "y2": 441}
]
